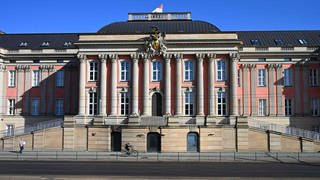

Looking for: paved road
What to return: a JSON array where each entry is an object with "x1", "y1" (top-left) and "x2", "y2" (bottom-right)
[{"x1": 0, "y1": 160, "x2": 319, "y2": 178}]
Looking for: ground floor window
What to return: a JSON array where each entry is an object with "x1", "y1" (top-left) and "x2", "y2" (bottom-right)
[
  {"x1": 89, "y1": 92, "x2": 98, "y2": 115},
  {"x1": 217, "y1": 92, "x2": 226, "y2": 116},
  {"x1": 55, "y1": 99, "x2": 64, "y2": 115},
  {"x1": 285, "y1": 98, "x2": 292, "y2": 116},
  {"x1": 311, "y1": 99, "x2": 320, "y2": 116},
  {"x1": 258, "y1": 99, "x2": 267, "y2": 116},
  {"x1": 6, "y1": 125, "x2": 14, "y2": 136},
  {"x1": 8, "y1": 99, "x2": 15, "y2": 115},
  {"x1": 120, "y1": 92, "x2": 129, "y2": 115},
  {"x1": 31, "y1": 99, "x2": 40, "y2": 115}
]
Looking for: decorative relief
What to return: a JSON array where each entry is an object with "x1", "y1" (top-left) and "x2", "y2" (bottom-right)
[
  {"x1": 15, "y1": 65, "x2": 30, "y2": 72},
  {"x1": 0, "y1": 64, "x2": 6, "y2": 72},
  {"x1": 196, "y1": 53, "x2": 205, "y2": 60},
  {"x1": 98, "y1": 54, "x2": 108, "y2": 62},
  {"x1": 39, "y1": 65, "x2": 54, "y2": 71},
  {"x1": 144, "y1": 26, "x2": 167, "y2": 57}
]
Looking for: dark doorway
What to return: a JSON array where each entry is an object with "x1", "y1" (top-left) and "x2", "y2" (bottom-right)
[
  {"x1": 152, "y1": 92, "x2": 162, "y2": 116},
  {"x1": 187, "y1": 132, "x2": 199, "y2": 152},
  {"x1": 111, "y1": 132, "x2": 122, "y2": 152},
  {"x1": 147, "y1": 132, "x2": 161, "y2": 152}
]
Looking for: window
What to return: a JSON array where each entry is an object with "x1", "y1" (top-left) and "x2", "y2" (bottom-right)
[
  {"x1": 8, "y1": 71, "x2": 16, "y2": 87},
  {"x1": 311, "y1": 99, "x2": 320, "y2": 116},
  {"x1": 32, "y1": 70, "x2": 40, "y2": 87},
  {"x1": 309, "y1": 69, "x2": 319, "y2": 86},
  {"x1": 258, "y1": 58, "x2": 266, "y2": 62},
  {"x1": 33, "y1": 60, "x2": 40, "y2": 63},
  {"x1": 41, "y1": 42, "x2": 50, "y2": 47},
  {"x1": 217, "y1": 60, "x2": 226, "y2": 81},
  {"x1": 6, "y1": 125, "x2": 14, "y2": 136},
  {"x1": 217, "y1": 92, "x2": 227, "y2": 116},
  {"x1": 55, "y1": 99, "x2": 64, "y2": 116},
  {"x1": 274, "y1": 39, "x2": 284, "y2": 46},
  {"x1": 89, "y1": 91, "x2": 98, "y2": 115},
  {"x1": 184, "y1": 92, "x2": 194, "y2": 115},
  {"x1": 237, "y1": 69, "x2": 241, "y2": 87},
  {"x1": 120, "y1": 61, "x2": 129, "y2": 81},
  {"x1": 184, "y1": 61, "x2": 194, "y2": 81},
  {"x1": 9, "y1": 60, "x2": 16, "y2": 63},
  {"x1": 283, "y1": 68, "x2": 292, "y2": 86},
  {"x1": 19, "y1": 42, "x2": 28, "y2": 47},
  {"x1": 57, "y1": 59, "x2": 64, "y2": 63},
  {"x1": 258, "y1": 69, "x2": 266, "y2": 87},
  {"x1": 89, "y1": 61, "x2": 98, "y2": 81},
  {"x1": 31, "y1": 99, "x2": 40, "y2": 115},
  {"x1": 250, "y1": 39, "x2": 260, "y2": 45},
  {"x1": 56, "y1": 70, "x2": 64, "y2": 87},
  {"x1": 152, "y1": 61, "x2": 162, "y2": 81},
  {"x1": 64, "y1": 41, "x2": 72, "y2": 47},
  {"x1": 298, "y1": 39, "x2": 307, "y2": 45},
  {"x1": 285, "y1": 99, "x2": 292, "y2": 116},
  {"x1": 258, "y1": 99, "x2": 267, "y2": 116},
  {"x1": 120, "y1": 92, "x2": 129, "y2": 115},
  {"x1": 8, "y1": 99, "x2": 15, "y2": 115},
  {"x1": 284, "y1": 57, "x2": 292, "y2": 62}
]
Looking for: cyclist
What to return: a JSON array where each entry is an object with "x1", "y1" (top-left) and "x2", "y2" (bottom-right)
[{"x1": 124, "y1": 142, "x2": 132, "y2": 155}]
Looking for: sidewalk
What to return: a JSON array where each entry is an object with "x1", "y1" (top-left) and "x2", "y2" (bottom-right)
[{"x1": 1, "y1": 151, "x2": 320, "y2": 164}]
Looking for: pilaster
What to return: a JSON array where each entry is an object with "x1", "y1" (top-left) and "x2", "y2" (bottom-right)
[
  {"x1": 142, "y1": 54, "x2": 151, "y2": 116},
  {"x1": 250, "y1": 64, "x2": 257, "y2": 116},
  {"x1": 243, "y1": 64, "x2": 250, "y2": 116},
  {"x1": 110, "y1": 54, "x2": 118, "y2": 116},
  {"x1": 230, "y1": 53, "x2": 239, "y2": 116},
  {"x1": 275, "y1": 64, "x2": 283, "y2": 116},
  {"x1": 267, "y1": 64, "x2": 275, "y2": 116}
]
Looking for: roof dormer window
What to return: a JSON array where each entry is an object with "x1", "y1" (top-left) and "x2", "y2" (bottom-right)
[
  {"x1": 19, "y1": 42, "x2": 28, "y2": 47},
  {"x1": 64, "y1": 41, "x2": 72, "y2": 47},
  {"x1": 41, "y1": 42, "x2": 50, "y2": 47},
  {"x1": 250, "y1": 39, "x2": 260, "y2": 46},
  {"x1": 274, "y1": 39, "x2": 284, "y2": 46},
  {"x1": 298, "y1": 39, "x2": 307, "y2": 45}
]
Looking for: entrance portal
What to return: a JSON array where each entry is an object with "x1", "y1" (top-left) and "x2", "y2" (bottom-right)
[
  {"x1": 152, "y1": 92, "x2": 162, "y2": 116},
  {"x1": 111, "y1": 132, "x2": 122, "y2": 152},
  {"x1": 147, "y1": 132, "x2": 161, "y2": 152},
  {"x1": 187, "y1": 132, "x2": 199, "y2": 152}
]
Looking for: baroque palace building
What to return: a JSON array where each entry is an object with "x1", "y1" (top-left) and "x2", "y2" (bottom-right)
[{"x1": 0, "y1": 12, "x2": 320, "y2": 152}]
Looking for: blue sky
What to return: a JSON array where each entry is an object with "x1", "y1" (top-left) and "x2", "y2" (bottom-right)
[{"x1": 1, "y1": 0, "x2": 320, "y2": 33}]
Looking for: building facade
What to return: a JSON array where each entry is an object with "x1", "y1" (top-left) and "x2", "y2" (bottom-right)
[{"x1": 0, "y1": 12, "x2": 320, "y2": 152}]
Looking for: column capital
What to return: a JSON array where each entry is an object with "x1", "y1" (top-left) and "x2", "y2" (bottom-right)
[
  {"x1": 98, "y1": 54, "x2": 108, "y2": 61},
  {"x1": 172, "y1": 53, "x2": 183, "y2": 59},
  {"x1": 130, "y1": 53, "x2": 138, "y2": 60},
  {"x1": 196, "y1": 53, "x2": 205, "y2": 60},
  {"x1": 249, "y1": 64, "x2": 257, "y2": 69},
  {"x1": 0, "y1": 64, "x2": 6, "y2": 72},
  {"x1": 275, "y1": 64, "x2": 282, "y2": 70},
  {"x1": 163, "y1": 53, "x2": 172, "y2": 60},
  {"x1": 229, "y1": 52, "x2": 240, "y2": 60},
  {"x1": 108, "y1": 54, "x2": 118, "y2": 60},
  {"x1": 207, "y1": 53, "x2": 216, "y2": 59}
]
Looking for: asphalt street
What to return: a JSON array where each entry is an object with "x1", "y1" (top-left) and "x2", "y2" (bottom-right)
[{"x1": 0, "y1": 160, "x2": 319, "y2": 178}]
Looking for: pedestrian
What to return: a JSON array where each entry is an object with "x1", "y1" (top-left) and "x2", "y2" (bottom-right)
[{"x1": 19, "y1": 139, "x2": 26, "y2": 153}]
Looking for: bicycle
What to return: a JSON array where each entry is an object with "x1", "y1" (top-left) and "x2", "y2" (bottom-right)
[{"x1": 123, "y1": 147, "x2": 138, "y2": 157}]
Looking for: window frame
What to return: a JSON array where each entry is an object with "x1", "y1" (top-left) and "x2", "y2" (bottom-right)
[
  {"x1": 31, "y1": 99, "x2": 40, "y2": 116},
  {"x1": 258, "y1": 69, "x2": 266, "y2": 87},
  {"x1": 88, "y1": 61, "x2": 99, "y2": 82},
  {"x1": 8, "y1": 99, "x2": 15, "y2": 115},
  {"x1": 285, "y1": 98, "x2": 293, "y2": 116},
  {"x1": 311, "y1": 99, "x2": 320, "y2": 116},
  {"x1": 120, "y1": 92, "x2": 130, "y2": 115},
  {"x1": 56, "y1": 70, "x2": 64, "y2": 87},
  {"x1": 120, "y1": 60, "x2": 130, "y2": 82},
  {"x1": 32, "y1": 70, "x2": 40, "y2": 87},
  {"x1": 6, "y1": 124, "x2": 14, "y2": 136},
  {"x1": 283, "y1": 68, "x2": 292, "y2": 87},
  {"x1": 184, "y1": 60, "x2": 194, "y2": 81},
  {"x1": 216, "y1": 60, "x2": 226, "y2": 81},
  {"x1": 258, "y1": 99, "x2": 267, "y2": 116},
  {"x1": 8, "y1": 70, "x2": 16, "y2": 87},
  {"x1": 88, "y1": 91, "x2": 98, "y2": 115},
  {"x1": 151, "y1": 61, "x2": 162, "y2": 81},
  {"x1": 184, "y1": 91, "x2": 194, "y2": 116},
  {"x1": 217, "y1": 91, "x2": 227, "y2": 116},
  {"x1": 55, "y1": 99, "x2": 64, "y2": 116},
  {"x1": 309, "y1": 69, "x2": 319, "y2": 87}
]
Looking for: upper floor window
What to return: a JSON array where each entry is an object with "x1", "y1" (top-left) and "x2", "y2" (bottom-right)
[
  {"x1": 31, "y1": 99, "x2": 40, "y2": 116},
  {"x1": 285, "y1": 98, "x2": 293, "y2": 116},
  {"x1": 8, "y1": 71, "x2": 16, "y2": 87},
  {"x1": 33, "y1": 60, "x2": 40, "y2": 63},
  {"x1": 89, "y1": 91, "x2": 98, "y2": 115},
  {"x1": 217, "y1": 91, "x2": 227, "y2": 116},
  {"x1": 250, "y1": 39, "x2": 261, "y2": 46},
  {"x1": 32, "y1": 70, "x2": 40, "y2": 87},
  {"x1": 258, "y1": 69, "x2": 266, "y2": 87},
  {"x1": 217, "y1": 60, "x2": 226, "y2": 81},
  {"x1": 184, "y1": 91, "x2": 194, "y2": 116},
  {"x1": 258, "y1": 58, "x2": 266, "y2": 62},
  {"x1": 6, "y1": 125, "x2": 14, "y2": 136},
  {"x1": 89, "y1": 61, "x2": 98, "y2": 81},
  {"x1": 298, "y1": 39, "x2": 308, "y2": 45},
  {"x1": 120, "y1": 61, "x2": 129, "y2": 81},
  {"x1": 120, "y1": 92, "x2": 129, "y2": 115},
  {"x1": 152, "y1": 61, "x2": 162, "y2": 81},
  {"x1": 309, "y1": 69, "x2": 319, "y2": 86},
  {"x1": 8, "y1": 99, "x2": 15, "y2": 115},
  {"x1": 56, "y1": 70, "x2": 64, "y2": 87},
  {"x1": 55, "y1": 99, "x2": 64, "y2": 116},
  {"x1": 237, "y1": 69, "x2": 241, "y2": 87},
  {"x1": 283, "y1": 68, "x2": 292, "y2": 86},
  {"x1": 258, "y1": 99, "x2": 267, "y2": 116},
  {"x1": 311, "y1": 99, "x2": 320, "y2": 116},
  {"x1": 184, "y1": 61, "x2": 194, "y2": 81}
]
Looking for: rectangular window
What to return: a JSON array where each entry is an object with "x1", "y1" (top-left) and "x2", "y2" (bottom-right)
[
  {"x1": 258, "y1": 58, "x2": 266, "y2": 62},
  {"x1": 184, "y1": 92, "x2": 194, "y2": 115},
  {"x1": 284, "y1": 57, "x2": 292, "y2": 62},
  {"x1": 258, "y1": 69, "x2": 266, "y2": 87},
  {"x1": 8, "y1": 71, "x2": 16, "y2": 87},
  {"x1": 56, "y1": 70, "x2": 64, "y2": 87},
  {"x1": 258, "y1": 99, "x2": 267, "y2": 116},
  {"x1": 120, "y1": 61, "x2": 129, "y2": 81},
  {"x1": 32, "y1": 70, "x2": 40, "y2": 87},
  {"x1": 55, "y1": 99, "x2": 64, "y2": 116},
  {"x1": 285, "y1": 99, "x2": 292, "y2": 116},
  {"x1": 8, "y1": 99, "x2": 15, "y2": 115},
  {"x1": 309, "y1": 69, "x2": 318, "y2": 86},
  {"x1": 217, "y1": 92, "x2": 227, "y2": 116},
  {"x1": 283, "y1": 68, "x2": 292, "y2": 86},
  {"x1": 89, "y1": 92, "x2": 98, "y2": 115},
  {"x1": 184, "y1": 61, "x2": 194, "y2": 81},
  {"x1": 237, "y1": 69, "x2": 241, "y2": 87},
  {"x1": 89, "y1": 61, "x2": 98, "y2": 81},
  {"x1": 152, "y1": 61, "x2": 162, "y2": 81},
  {"x1": 120, "y1": 92, "x2": 129, "y2": 115},
  {"x1": 217, "y1": 60, "x2": 226, "y2": 81},
  {"x1": 6, "y1": 125, "x2": 14, "y2": 136},
  {"x1": 31, "y1": 99, "x2": 40, "y2": 115},
  {"x1": 311, "y1": 99, "x2": 320, "y2": 116}
]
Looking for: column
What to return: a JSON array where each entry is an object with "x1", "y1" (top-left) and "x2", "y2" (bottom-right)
[
  {"x1": 40, "y1": 66, "x2": 48, "y2": 115},
  {"x1": 268, "y1": 64, "x2": 275, "y2": 116},
  {"x1": 208, "y1": 54, "x2": 215, "y2": 116},
  {"x1": 243, "y1": 64, "x2": 250, "y2": 116},
  {"x1": 250, "y1": 64, "x2": 257, "y2": 116},
  {"x1": 230, "y1": 53, "x2": 238, "y2": 116},
  {"x1": 302, "y1": 65, "x2": 309, "y2": 115},
  {"x1": 143, "y1": 56, "x2": 150, "y2": 116},
  {"x1": 197, "y1": 54, "x2": 204, "y2": 115},
  {"x1": 78, "y1": 54, "x2": 86, "y2": 115},
  {"x1": 99, "y1": 54, "x2": 107, "y2": 116},
  {"x1": 0, "y1": 64, "x2": 5, "y2": 114},
  {"x1": 175, "y1": 54, "x2": 182, "y2": 116},
  {"x1": 110, "y1": 55, "x2": 118, "y2": 116},
  {"x1": 294, "y1": 64, "x2": 301, "y2": 115},
  {"x1": 164, "y1": 55, "x2": 171, "y2": 115},
  {"x1": 275, "y1": 64, "x2": 283, "y2": 116},
  {"x1": 131, "y1": 55, "x2": 139, "y2": 116},
  {"x1": 47, "y1": 66, "x2": 55, "y2": 114},
  {"x1": 16, "y1": 66, "x2": 24, "y2": 115}
]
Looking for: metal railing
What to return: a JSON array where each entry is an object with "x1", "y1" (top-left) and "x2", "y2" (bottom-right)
[
  {"x1": 248, "y1": 119, "x2": 320, "y2": 141},
  {"x1": 1, "y1": 119, "x2": 63, "y2": 138}
]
